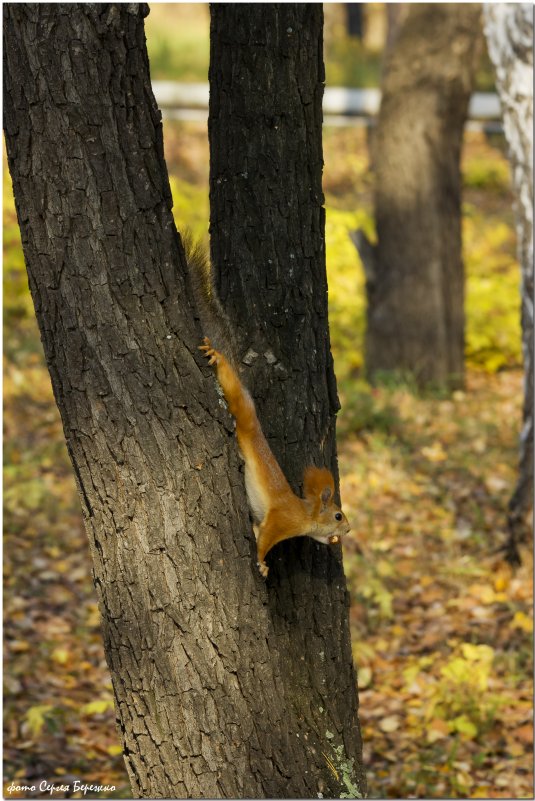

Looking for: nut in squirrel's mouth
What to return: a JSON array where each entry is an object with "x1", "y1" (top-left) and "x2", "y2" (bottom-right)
[{"x1": 329, "y1": 535, "x2": 340, "y2": 545}]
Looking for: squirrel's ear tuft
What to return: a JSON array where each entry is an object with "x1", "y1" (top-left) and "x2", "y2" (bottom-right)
[
  {"x1": 320, "y1": 485, "x2": 332, "y2": 508},
  {"x1": 303, "y1": 466, "x2": 335, "y2": 508}
]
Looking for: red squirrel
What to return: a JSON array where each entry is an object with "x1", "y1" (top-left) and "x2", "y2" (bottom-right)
[{"x1": 187, "y1": 240, "x2": 351, "y2": 577}]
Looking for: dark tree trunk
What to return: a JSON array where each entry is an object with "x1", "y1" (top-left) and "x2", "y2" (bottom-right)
[
  {"x1": 4, "y1": 3, "x2": 365, "y2": 799},
  {"x1": 357, "y1": 3, "x2": 482, "y2": 390},
  {"x1": 484, "y1": 4, "x2": 534, "y2": 563},
  {"x1": 209, "y1": 4, "x2": 365, "y2": 798},
  {"x1": 346, "y1": 4, "x2": 363, "y2": 39}
]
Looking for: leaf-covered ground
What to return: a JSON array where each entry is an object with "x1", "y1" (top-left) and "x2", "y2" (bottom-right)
[
  {"x1": 4, "y1": 114, "x2": 532, "y2": 799},
  {"x1": 340, "y1": 371, "x2": 533, "y2": 798}
]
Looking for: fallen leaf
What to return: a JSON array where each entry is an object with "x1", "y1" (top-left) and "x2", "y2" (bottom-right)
[
  {"x1": 513, "y1": 724, "x2": 534, "y2": 745},
  {"x1": 511, "y1": 611, "x2": 533, "y2": 633},
  {"x1": 81, "y1": 699, "x2": 114, "y2": 716},
  {"x1": 358, "y1": 666, "x2": 373, "y2": 689},
  {"x1": 421, "y1": 442, "x2": 447, "y2": 463},
  {"x1": 452, "y1": 715, "x2": 477, "y2": 739},
  {"x1": 379, "y1": 715, "x2": 400, "y2": 733},
  {"x1": 9, "y1": 640, "x2": 30, "y2": 653},
  {"x1": 51, "y1": 648, "x2": 70, "y2": 666},
  {"x1": 427, "y1": 718, "x2": 451, "y2": 743}
]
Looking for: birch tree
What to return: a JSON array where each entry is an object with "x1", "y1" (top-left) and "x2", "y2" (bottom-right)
[{"x1": 484, "y1": 4, "x2": 534, "y2": 563}]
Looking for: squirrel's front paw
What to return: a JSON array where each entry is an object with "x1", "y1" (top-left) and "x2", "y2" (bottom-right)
[{"x1": 257, "y1": 560, "x2": 269, "y2": 579}]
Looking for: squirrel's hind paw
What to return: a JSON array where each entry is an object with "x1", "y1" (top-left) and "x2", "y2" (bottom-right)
[
  {"x1": 199, "y1": 338, "x2": 220, "y2": 365},
  {"x1": 257, "y1": 560, "x2": 269, "y2": 579}
]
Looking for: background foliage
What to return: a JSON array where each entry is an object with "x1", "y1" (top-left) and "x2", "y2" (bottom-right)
[{"x1": 3, "y1": 4, "x2": 532, "y2": 799}]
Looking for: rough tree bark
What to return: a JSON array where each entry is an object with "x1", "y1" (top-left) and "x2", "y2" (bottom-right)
[
  {"x1": 484, "y1": 4, "x2": 534, "y2": 563},
  {"x1": 354, "y1": 4, "x2": 482, "y2": 389},
  {"x1": 208, "y1": 5, "x2": 365, "y2": 797},
  {"x1": 4, "y1": 3, "x2": 365, "y2": 798}
]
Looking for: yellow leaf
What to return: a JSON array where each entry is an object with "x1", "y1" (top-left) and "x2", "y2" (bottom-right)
[
  {"x1": 441, "y1": 658, "x2": 471, "y2": 683},
  {"x1": 391, "y1": 624, "x2": 405, "y2": 637},
  {"x1": 81, "y1": 699, "x2": 114, "y2": 716},
  {"x1": 376, "y1": 559, "x2": 394, "y2": 578},
  {"x1": 403, "y1": 664, "x2": 420, "y2": 686},
  {"x1": 51, "y1": 648, "x2": 70, "y2": 665},
  {"x1": 494, "y1": 570, "x2": 511, "y2": 592},
  {"x1": 452, "y1": 715, "x2": 477, "y2": 739},
  {"x1": 512, "y1": 611, "x2": 533, "y2": 633},
  {"x1": 107, "y1": 744, "x2": 123, "y2": 756},
  {"x1": 467, "y1": 583, "x2": 496, "y2": 604},
  {"x1": 24, "y1": 705, "x2": 53, "y2": 737},
  {"x1": 460, "y1": 643, "x2": 494, "y2": 663},
  {"x1": 421, "y1": 442, "x2": 447, "y2": 462}
]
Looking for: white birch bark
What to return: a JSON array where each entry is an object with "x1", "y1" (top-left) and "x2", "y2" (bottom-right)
[{"x1": 484, "y1": 4, "x2": 533, "y2": 561}]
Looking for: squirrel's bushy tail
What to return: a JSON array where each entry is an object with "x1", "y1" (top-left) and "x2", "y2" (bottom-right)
[{"x1": 183, "y1": 234, "x2": 240, "y2": 367}]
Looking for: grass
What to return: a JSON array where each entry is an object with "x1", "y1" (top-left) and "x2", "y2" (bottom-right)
[{"x1": 146, "y1": 4, "x2": 210, "y2": 82}]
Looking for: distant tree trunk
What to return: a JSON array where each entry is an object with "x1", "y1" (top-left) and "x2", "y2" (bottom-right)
[
  {"x1": 346, "y1": 4, "x2": 363, "y2": 39},
  {"x1": 4, "y1": 3, "x2": 365, "y2": 798},
  {"x1": 484, "y1": 4, "x2": 534, "y2": 563},
  {"x1": 355, "y1": 4, "x2": 482, "y2": 389},
  {"x1": 209, "y1": 5, "x2": 366, "y2": 798}
]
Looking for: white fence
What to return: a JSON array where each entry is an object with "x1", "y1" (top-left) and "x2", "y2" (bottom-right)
[{"x1": 152, "y1": 81, "x2": 503, "y2": 131}]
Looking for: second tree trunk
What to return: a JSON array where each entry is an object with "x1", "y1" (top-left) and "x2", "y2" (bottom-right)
[
  {"x1": 363, "y1": 4, "x2": 482, "y2": 389},
  {"x1": 209, "y1": 5, "x2": 366, "y2": 797}
]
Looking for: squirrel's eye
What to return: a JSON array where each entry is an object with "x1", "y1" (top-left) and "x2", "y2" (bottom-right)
[{"x1": 335, "y1": 512, "x2": 343, "y2": 521}]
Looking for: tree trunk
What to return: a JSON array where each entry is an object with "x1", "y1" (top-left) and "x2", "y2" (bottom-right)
[
  {"x1": 346, "y1": 4, "x2": 363, "y2": 39},
  {"x1": 484, "y1": 4, "x2": 534, "y2": 563},
  {"x1": 358, "y1": 3, "x2": 482, "y2": 389},
  {"x1": 384, "y1": 4, "x2": 408, "y2": 56},
  {"x1": 208, "y1": 5, "x2": 366, "y2": 797},
  {"x1": 4, "y1": 3, "x2": 365, "y2": 798}
]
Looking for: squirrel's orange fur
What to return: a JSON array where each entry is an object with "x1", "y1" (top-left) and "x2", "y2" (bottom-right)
[{"x1": 199, "y1": 338, "x2": 350, "y2": 577}]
